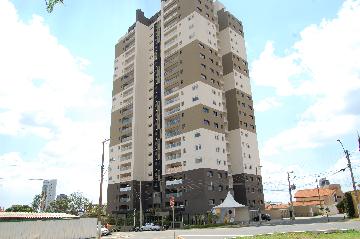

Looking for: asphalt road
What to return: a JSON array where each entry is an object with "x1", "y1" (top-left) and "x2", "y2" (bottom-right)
[{"x1": 104, "y1": 216, "x2": 360, "y2": 239}]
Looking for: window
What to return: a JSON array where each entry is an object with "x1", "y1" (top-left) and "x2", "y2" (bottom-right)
[
  {"x1": 207, "y1": 171, "x2": 213, "y2": 177},
  {"x1": 203, "y1": 119, "x2": 210, "y2": 125},
  {"x1": 195, "y1": 132, "x2": 201, "y2": 138},
  {"x1": 201, "y1": 63, "x2": 206, "y2": 69},
  {"x1": 208, "y1": 185, "x2": 214, "y2": 191},
  {"x1": 199, "y1": 43, "x2": 205, "y2": 49},
  {"x1": 217, "y1": 173, "x2": 222, "y2": 178},
  {"x1": 208, "y1": 199, "x2": 215, "y2": 205},
  {"x1": 218, "y1": 185, "x2": 223, "y2": 191},
  {"x1": 200, "y1": 53, "x2": 205, "y2": 59},
  {"x1": 214, "y1": 123, "x2": 219, "y2": 128},
  {"x1": 195, "y1": 144, "x2": 202, "y2": 150},
  {"x1": 192, "y1": 96, "x2": 199, "y2": 102},
  {"x1": 201, "y1": 73, "x2": 207, "y2": 80},
  {"x1": 216, "y1": 147, "x2": 220, "y2": 152},
  {"x1": 213, "y1": 111, "x2": 218, "y2": 116},
  {"x1": 203, "y1": 107, "x2": 209, "y2": 113},
  {"x1": 195, "y1": 157, "x2": 202, "y2": 163}
]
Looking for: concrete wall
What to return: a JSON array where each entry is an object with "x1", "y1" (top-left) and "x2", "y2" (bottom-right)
[{"x1": 0, "y1": 218, "x2": 97, "y2": 239}]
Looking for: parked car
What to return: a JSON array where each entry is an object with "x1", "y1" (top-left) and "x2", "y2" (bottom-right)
[
  {"x1": 140, "y1": 223, "x2": 161, "y2": 231},
  {"x1": 97, "y1": 226, "x2": 110, "y2": 236},
  {"x1": 130, "y1": 226, "x2": 141, "y2": 232},
  {"x1": 253, "y1": 213, "x2": 271, "y2": 221}
]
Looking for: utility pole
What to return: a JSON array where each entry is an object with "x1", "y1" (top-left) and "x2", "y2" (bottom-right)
[
  {"x1": 133, "y1": 208, "x2": 136, "y2": 227},
  {"x1": 337, "y1": 139, "x2": 359, "y2": 218},
  {"x1": 98, "y1": 138, "x2": 110, "y2": 239},
  {"x1": 287, "y1": 171, "x2": 295, "y2": 220}
]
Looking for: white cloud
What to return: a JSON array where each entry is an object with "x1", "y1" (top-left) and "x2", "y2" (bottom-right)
[
  {"x1": 0, "y1": 0, "x2": 110, "y2": 207},
  {"x1": 252, "y1": 0, "x2": 360, "y2": 157},
  {"x1": 255, "y1": 97, "x2": 282, "y2": 112}
]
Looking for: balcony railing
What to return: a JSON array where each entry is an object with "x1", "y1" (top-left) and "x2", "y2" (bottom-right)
[
  {"x1": 120, "y1": 167, "x2": 131, "y2": 172},
  {"x1": 165, "y1": 107, "x2": 180, "y2": 116},
  {"x1": 121, "y1": 136, "x2": 132, "y2": 143},
  {"x1": 166, "y1": 118, "x2": 180, "y2": 127},
  {"x1": 164, "y1": 96, "x2": 179, "y2": 105},
  {"x1": 166, "y1": 166, "x2": 183, "y2": 174},
  {"x1": 120, "y1": 176, "x2": 131, "y2": 182},
  {"x1": 119, "y1": 186, "x2": 131, "y2": 192},
  {"x1": 165, "y1": 141, "x2": 181, "y2": 149},
  {"x1": 121, "y1": 146, "x2": 132, "y2": 152},
  {"x1": 120, "y1": 155, "x2": 131, "y2": 161},
  {"x1": 166, "y1": 153, "x2": 181, "y2": 161},
  {"x1": 165, "y1": 129, "x2": 181, "y2": 139}
]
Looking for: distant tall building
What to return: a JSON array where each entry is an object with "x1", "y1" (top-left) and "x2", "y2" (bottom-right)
[
  {"x1": 56, "y1": 194, "x2": 68, "y2": 201},
  {"x1": 108, "y1": 0, "x2": 264, "y2": 220},
  {"x1": 41, "y1": 179, "x2": 57, "y2": 211}
]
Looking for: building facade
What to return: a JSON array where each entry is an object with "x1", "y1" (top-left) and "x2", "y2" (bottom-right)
[
  {"x1": 108, "y1": 0, "x2": 264, "y2": 220},
  {"x1": 41, "y1": 179, "x2": 57, "y2": 211}
]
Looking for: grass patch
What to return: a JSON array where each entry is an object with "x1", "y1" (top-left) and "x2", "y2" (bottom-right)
[{"x1": 237, "y1": 230, "x2": 360, "y2": 239}]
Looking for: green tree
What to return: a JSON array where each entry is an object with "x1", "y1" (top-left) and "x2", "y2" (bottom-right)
[
  {"x1": 48, "y1": 198, "x2": 70, "y2": 213},
  {"x1": 31, "y1": 194, "x2": 42, "y2": 212},
  {"x1": 68, "y1": 192, "x2": 90, "y2": 215},
  {"x1": 344, "y1": 192, "x2": 356, "y2": 218},
  {"x1": 6, "y1": 205, "x2": 33, "y2": 212},
  {"x1": 45, "y1": 0, "x2": 63, "y2": 13}
]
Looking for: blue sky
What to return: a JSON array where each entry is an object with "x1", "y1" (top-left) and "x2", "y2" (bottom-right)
[{"x1": 0, "y1": 0, "x2": 359, "y2": 208}]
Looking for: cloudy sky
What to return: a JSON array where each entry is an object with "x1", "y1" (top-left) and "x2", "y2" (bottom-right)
[{"x1": 0, "y1": 0, "x2": 359, "y2": 208}]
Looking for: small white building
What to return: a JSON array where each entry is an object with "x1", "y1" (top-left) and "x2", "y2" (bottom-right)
[
  {"x1": 213, "y1": 192, "x2": 250, "y2": 224},
  {"x1": 41, "y1": 179, "x2": 57, "y2": 211}
]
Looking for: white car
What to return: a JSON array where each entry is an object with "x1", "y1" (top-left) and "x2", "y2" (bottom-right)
[
  {"x1": 140, "y1": 223, "x2": 161, "y2": 231},
  {"x1": 97, "y1": 227, "x2": 110, "y2": 236}
]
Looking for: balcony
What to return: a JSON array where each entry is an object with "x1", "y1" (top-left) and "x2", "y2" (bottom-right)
[
  {"x1": 166, "y1": 152, "x2": 181, "y2": 161},
  {"x1": 166, "y1": 163, "x2": 183, "y2": 174},
  {"x1": 121, "y1": 145, "x2": 132, "y2": 152},
  {"x1": 166, "y1": 179, "x2": 183, "y2": 186},
  {"x1": 164, "y1": 96, "x2": 179, "y2": 106},
  {"x1": 119, "y1": 186, "x2": 131, "y2": 192},
  {"x1": 122, "y1": 118, "x2": 132, "y2": 125},
  {"x1": 120, "y1": 154, "x2": 132, "y2": 162},
  {"x1": 164, "y1": 76, "x2": 179, "y2": 87},
  {"x1": 120, "y1": 166, "x2": 131, "y2": 172},
  {"x1": 165, "y1": 107, "x2": 180, "y2": 117},
  {"x1": 120, "y1": 197, "x2": 131, "y2": 203},
  {"x1": 165, "y1": 117, "x2": 180, "y2": 128},
  {"x1": 165, "y1": 129, "x2": 181, "y2": 139},
  {"x1": 121, "y1": 136, "x2": 132, "y2": 143},
  {"x1": 165, "y1": 141, "x2": 181, "y2": 149}
]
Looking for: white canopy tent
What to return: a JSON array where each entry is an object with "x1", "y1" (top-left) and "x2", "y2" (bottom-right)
[
  {"x1": 212, "y1": 192, "x2": 250, "y2": 223},
  {"x1": 214, "y1": 192, "x2": 246, "y2": 209}
]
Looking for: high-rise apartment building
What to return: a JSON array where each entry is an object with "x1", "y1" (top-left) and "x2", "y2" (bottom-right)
[
  {"x1": 108, "y1": 0, "x2": 264, "y2": 221},
  {"x1": 41, "y1": 179, "x2": 57, "y2": 211}
]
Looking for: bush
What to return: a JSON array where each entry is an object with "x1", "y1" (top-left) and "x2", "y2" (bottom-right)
[
  {"x1": 344, "y1": 192, "x2": 356, "y2": 218},
  {"x1": 337, "y1": 199, "x2": 345, "y2": 213}
]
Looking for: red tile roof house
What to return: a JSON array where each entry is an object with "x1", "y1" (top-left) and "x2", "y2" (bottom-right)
[
  {"x1": 293, "y1": 188, "x2": 341, "y2": 217},
  {"x1": 264, "y1": 204, "x2": 290, "y2": 219}
]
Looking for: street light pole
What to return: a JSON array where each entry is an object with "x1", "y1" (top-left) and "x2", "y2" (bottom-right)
[
  {"x1": 337, "y1": 139, "x2": 359, "y2": 218},
  {"x1": 287, "y1": 171, "x2": 295, "y2": 220},
  {"x1": 98, "y1": 138, "x2": 110, "y2": 239}
]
